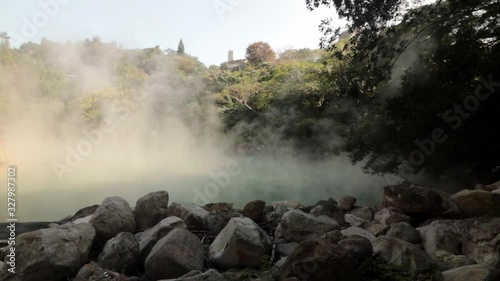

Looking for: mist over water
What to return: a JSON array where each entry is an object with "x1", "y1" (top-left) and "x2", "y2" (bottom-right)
[{"x1": 0, "y1": 42, "x2": 387, "y2": 222}]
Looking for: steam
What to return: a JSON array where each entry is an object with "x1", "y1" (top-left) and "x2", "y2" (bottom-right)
[{"x1": 0, "y1": 40, "x2": 386, "y2": 222}]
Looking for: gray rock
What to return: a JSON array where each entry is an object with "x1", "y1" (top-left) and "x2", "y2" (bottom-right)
[
  {"x1": 462, "y1": 218, "x2": 500, "y2": 268},
  {"x1": 73, "y1": 262, "x2": 139, "y2": 281},
  {"x1": 386, "y1": 222, "x2": 421, "y2": 244},
  {"x1": 134, "y1": 191, "x2": 169, "y2": 231},
  {"x1": 486, "y1": 180, "x2": 500, "y2": 191},
  {"x1": 338, "y1": 196, "x2": 357, "y2": 211},
  {"x1": 417, "y1": 220, "x2": 468, "y2": 255},
  {"x1": 90, "y1": 196, "x2": 135, "y2": 246},
  {"x1": 383, "y1": 182, "x2": 443, "y2": 214},
  {"x1": 346, "y1": 206, "x2": 373, "y2": 221},
  {"x1": 452, "y1": 189, "x2": 500, "y2": 217},
  {"x1": 310, "y1": 198, "x2": 345, "y2": 226},
  {"x1": 243, "y1": 200, "x2": 266, "y2": 223},
  {"x1": 433, "y1": 250, "x2": 473, "y2": 271},
  {"x1": 344, "y1": 214, "x2": 366, "y2": 227},
  {"x1": 138, "y1": 216, "x2": 188, "y2": 264},
  {"x1": 168, "y1": 202, "x2": 209, "y2": 231},
  {"x1": 339, "y1": 235, "x2": 373, "y2": 262},
  {"x1": 157, "y1": 269, "x2": 227, "y2": 281},
  {"x1": 341, "y1": 226, "x2": 376, "y2": 242},
  {"x1": 361, "y1": 221, "x2": 390, "y2": 236},
  {"x1": 209, "y1": 217, "x2": 271, "y2": 269},
  {"x1": 278, "y1": 209, "x2": 340, "y2": 242},
  {"x1": 441, "y1": 264, "x2": 500, "y2": 281},
  {"x1": 374, "y1": 207, "x2": 411, "y2": 225},
  {"x1": 320, "y1": 230, "x2": 344, "y2": 244},
  {"x1": 277, "y1": 243, "x2": 299, "y2": 257},
  {"x1": 280, "y1": 237, "x2": 361, "y2": 281},
  {"x1": 206, "y1": 211, "x2": 242, "y2": 235},
  {"x1": 271, "y1": 201, "x2": 304, "y2": 216},
  {"x1": 145, "y1": 228, "x2": 204, "y2": 280},
  {"x1": 97, "y1": 232, "x2": 139, "y2": 275},
  {"x1": 0, "y1": 223, "x2": 95, "y2": 281},
  {"x1": 372, "y1": 236, "x2": 437, "y2": 276}
]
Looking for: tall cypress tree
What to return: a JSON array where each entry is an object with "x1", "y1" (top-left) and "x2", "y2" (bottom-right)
[{"x1": 177, "y1": 39, "x2": 185, "y2": 55}]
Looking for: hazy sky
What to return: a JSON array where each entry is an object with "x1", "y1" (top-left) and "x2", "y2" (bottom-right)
[{"x1": 0, "y1": 0, "x2": 337, "y2": 66}]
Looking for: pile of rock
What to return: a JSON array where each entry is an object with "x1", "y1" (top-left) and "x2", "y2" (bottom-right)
[{"x1": 1, "y1": 181, "x2": 500, "y2": 281}]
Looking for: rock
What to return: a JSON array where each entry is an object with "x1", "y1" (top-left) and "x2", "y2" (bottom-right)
[
  {"x1": 97, "y1": 232, "x2": 139, "y2": 275},
  {"x1": 417, "y1": 220, "x2": 468, "y2": 255},
  {"x1": 209, "y1": 217, "x2": 271, "y2": 269},
  {"x1": 338, "y1": 196, "x2": 357, "y2": 211},
  {"x1": 206, "y1": 211, "x2": 242, "y2": 235},
  {"x1": 372, "y1": 236, "x2": 437, "y2": 276},
  {"x1": 157, "y1": 269, "x2": 226, "y2": 281},
  {"x1": 346, "y1": 206, "x2": 373, "y2": 221},
  {"x1": 57, "y1": 205, "x2": 99, "y2": 224},
  {"x1": 486, "y1": 180, "x2": 500, "y2": 191},
  {"x1": 262, "y1": 211, "x2": 281, "y2": 227},
  {"x1": 493, "y1": 188, "x2": 500, "y2": 195},
  {"x1": 277, "y1": 243, "x2": 299, "y2": 257},
  {"x1": 320, "y1": 230, "x2": 344, "y2": 244},
  {"x1": 204, "y1": 202, "x2": 233, "y2": 212},
  {"x1": 280, "y1": 237, "x2": 361, "y2": 281},
  {"x1": 134, "y1": 191, "x2": 169, "y2": 231},
  {"x1": 168, "y1": 202, "x2": 209, "y2": 231},
  {"x1": 243, "y1": 200, "x2": 266, "y2": 223},
  {"x1": 462, "y1": 218, "x2": 500, "y2": 268},
  {"x1": 383, "y1": 182, "x2": 443, "y2": 214},
  {"x1": 90, "y1": 196, "x2": 135, "y2": 246},
  {"x1": 441, "y1": 264, "x2": 500, "y2": 281},
  {"x1": 74, "y1": 262, "x2": 139, "y2": 281},
  {"x1": 386, "y1": 222, "x2": 421, "y2": 244},
  {"x1": 339, "y1": 235, "x2": 373, "y2": 262},
  {"x1": 310, "y1": 198, "x2": 345, "y2": 226},
  {"x1": 138, "y1": 216, "x2": 187, "y2": 265},
  {"x1": 73, "y1": 215, "x2": 93, "y2": 224},
  {"x1": 341, "y1": 226, "x2": 376, "y2": 242},
  {"x1": 0, "y1": 223, "x2": 95, "y2": 281},
  {"x1": 374, "y1": 207, "x2": 412, "y2": 225},
  {"x1": 452, "y1": 189, "x2": 500, "y2": 216},
  {"x1": 361, "y1": 221, "x2": 390, "y2": 236},
  {"x1": 278, "y1": 209, "x2": 340, "y2": 242},
  {"x1": 433, "y1": 250, "x2": 472, "y2": 271},
  {"x1": 145, "y1": 228, "x2": 204, "y2": 280},
  {"x1": 344, "y1": 214, "x2": 366, "y2": 227},
  {"x1": 271, "y1": 201, "x2": 304, "y2": 216}
]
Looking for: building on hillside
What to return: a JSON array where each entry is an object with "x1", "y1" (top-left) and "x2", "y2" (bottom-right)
[{"x1": 224, "y1": 50, "x2": 247, "y2": 71}]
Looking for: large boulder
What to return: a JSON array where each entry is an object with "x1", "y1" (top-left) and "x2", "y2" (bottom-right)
[
  {"x1": 138, "y1": 216, "x2": 188, "y2": 264},
  {"x1": 280, "y1": 237, "x2": 361, "y2": 281},
  {"x1": 372, "y1": 236, "x2": 437, "y2": 276},
  {"x1": 134, "y1": 191, "x2": 169, "y2": 231},
  {"x1": 417, "y1": 220, "x2": 468, "y2": 255},
  {"x1": 0, "y1": 223, "x2": 95, "y2": 281},
  {"x1": 90, "y1": 196, "x2": 135, "y2": 246},
  {"x1": 145, "y1": 228, "x2": 204, "y2": 280},
  {"x1": 383, "y1": 182, "x2": 443, "y2": 214},
  {"x1": 441, "y1": 264, "x2": 500, "y2": 281},
  {"x1": 310, "y1": 198, "x2": 345, "y2": 225},
  {"x1": 97, "y1": 232, "x2": 139, "y2": 275},
  {"x1": 452, "y1": 190, "x2": 500, "y2": 217},
  {"x1": 167, "y1": 202, "x2": 209, "y2": 231},
  {"x1": 462, "y1": 218, "x2": 500, "y2": 268},
  {"x1": 243, "y1": 200, "x2": 266, "y2": 223},
  {"x1": 206, "y1": 211, "x2": 242, "y2": 235},
  {"x1": 385, "y1": 222, "x2": 421, "y2": 244},
  {"x1": 278, "y1": 209, "x2": 340, "y2": 242},
  {"x1": 374, "y1": 207, "x2": 412, "y2": 225},
  {"x1": 338, "y1": 235, "x2": 373, "y2": 262},
  {"x1": 209, "y1": 217, "x2": 271, "y2": 269}
]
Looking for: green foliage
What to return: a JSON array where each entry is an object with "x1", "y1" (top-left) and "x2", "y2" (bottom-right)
[
  {"x1": 177, "y1": 39, "x2": 185, "y2": 55},
  {"x1": 357, "y1": 256, "x2": 413, "y2": 281}
]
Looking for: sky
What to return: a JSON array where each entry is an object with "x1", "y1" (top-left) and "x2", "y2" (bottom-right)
[{"x1": 0, "y1": 0, "x2": 338, "y2": 66}]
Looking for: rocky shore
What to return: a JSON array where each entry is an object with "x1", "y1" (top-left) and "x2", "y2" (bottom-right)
[{"x1": 1, "y1": 180, "x2": 500, "y2": 281}]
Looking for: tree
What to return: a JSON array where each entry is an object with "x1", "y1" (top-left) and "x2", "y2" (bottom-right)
[
  {"x1": 177, "y1": 39, "x2": 185, "y2": 55},
  {"x1": 246, "y1": 42, "x2": 276, "y2": 64}
]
